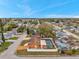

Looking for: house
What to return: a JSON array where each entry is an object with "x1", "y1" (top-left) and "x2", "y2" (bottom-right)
[
  {"x1": 56, "y1": 31, "x2": 67, "y2": 38},
  {"x1": 28, "y1": 33, "x2": 41, "y2": 48},
  {"x1": 24, "y1": 34, "x2": 58, "y2": 52}
]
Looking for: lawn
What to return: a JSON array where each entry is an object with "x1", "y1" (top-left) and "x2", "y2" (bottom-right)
[
  {"x1": 0, "y1": 42, "x2": 12, "y2": 54},
  {"x1": 64, "y1": 50, "x2": 79, "y2": 55},
  {"x1": 5, "y1": 37, "x2": 18, "y2": 40},
  {"x1": 9, "y1": 37, "x2": 18, "y2": 40},
  {"x1": 16, "y1": 49, "x2": 59, "y2": 56}
]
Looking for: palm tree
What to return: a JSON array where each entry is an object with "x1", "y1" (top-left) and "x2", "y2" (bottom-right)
[{"x1": 0, "y1": 19, "x2": 5, "y2": 42}]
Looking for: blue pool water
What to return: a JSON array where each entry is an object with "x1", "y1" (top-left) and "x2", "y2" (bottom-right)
[{"x1": 45, "y1": 39, "x2": 53, "y2": 49}]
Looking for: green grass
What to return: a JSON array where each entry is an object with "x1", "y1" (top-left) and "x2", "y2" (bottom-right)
[
  {"x1": 16, "y1": 50, "x2": 79, "y2": 56},
  {"x1": 5, "y1": 37, "x2": 18, "y2": 40},
  {"x1": 0, "y1": 42, "x2": 12, "y2": 54},
  {"x1": 16, "y1": 49, "x2": 27, "y2": 55},
  {"x1": 64, "y1": 50, "x2": 79, "y2": 55},
  {"x1": 16, "y1": 50, "x2": 59, "y2": 56},
  {"x1": 27, "y1": 52, "x2": 58, "y2": 55},
  {"x1": 9, "y1": 37, "x2": 18, "y2": 40}
]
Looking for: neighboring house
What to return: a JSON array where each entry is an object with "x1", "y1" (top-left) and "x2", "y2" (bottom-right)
[
  {"x1": 75, "y1": 27, "x2": 79, "y2": 33},
  {"x1": 56, "y1": 31, "x2": 67, "y2": 38},
  {"x1": 4, "y1": 32, "x2": 14, "y2": 39},
  {"x1": 55, "y1": 40, "x2": 70, "y2": 50}
]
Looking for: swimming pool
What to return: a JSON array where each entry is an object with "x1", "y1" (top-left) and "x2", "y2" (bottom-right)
[{"x1": 45, "y1": 39, "x2": 53, "y2": 49}]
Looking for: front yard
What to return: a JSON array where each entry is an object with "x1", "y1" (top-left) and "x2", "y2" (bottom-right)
[
  {"x1": 0, "y1": 42, "x2": 12, "y2": 54},
  {"x1": 9, "y1": 37, "x2": 18, "y2": 40}
]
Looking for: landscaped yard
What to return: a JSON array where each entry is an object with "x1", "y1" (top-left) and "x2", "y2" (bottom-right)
[
  {"x1": 0, "y1": 42, "x2": 12, "y2": 54},
  {"x1": 5, "y1": 37, "x2": 18, "y2": 40},
  {"x1": 9, "y1": 37, "x2": 18, "y2": 40},
  {"x1": 16, "y1": 50, "x2": 59, "y2": 56},
  {"x1": 15, "y1": 40, "x2": 59, "y2": 56},
  {"x1": 63, "y1": 50, "x2": 79, "y2": 55}
]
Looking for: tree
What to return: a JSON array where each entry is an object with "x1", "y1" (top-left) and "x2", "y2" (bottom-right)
[
  {"x1": 17, "y1": 26, "x2": 25, "y2": 33},
  {"x1": 4, "y1": 22, "x2": 18, "y2": 32},
  {"x1": 24, "y1": 21, "x2": 27, "y2": 24},
  {"x1": 27, "y1": 28, "x2": 30, "y2": 35},
  {"x1": 29, "y1": 20, "x2": 38, "y2": 25},
  {"x1": 38, "y1": 24, "x2": 56, "y2": 39},
  {"x1": 0, "y1": 19, "x2": 5, "y2": 42}
]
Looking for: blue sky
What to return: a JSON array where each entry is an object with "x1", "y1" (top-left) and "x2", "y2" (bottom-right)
[{"x1": 0, "y1": 0, "x2": 79, "y2": 18}]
